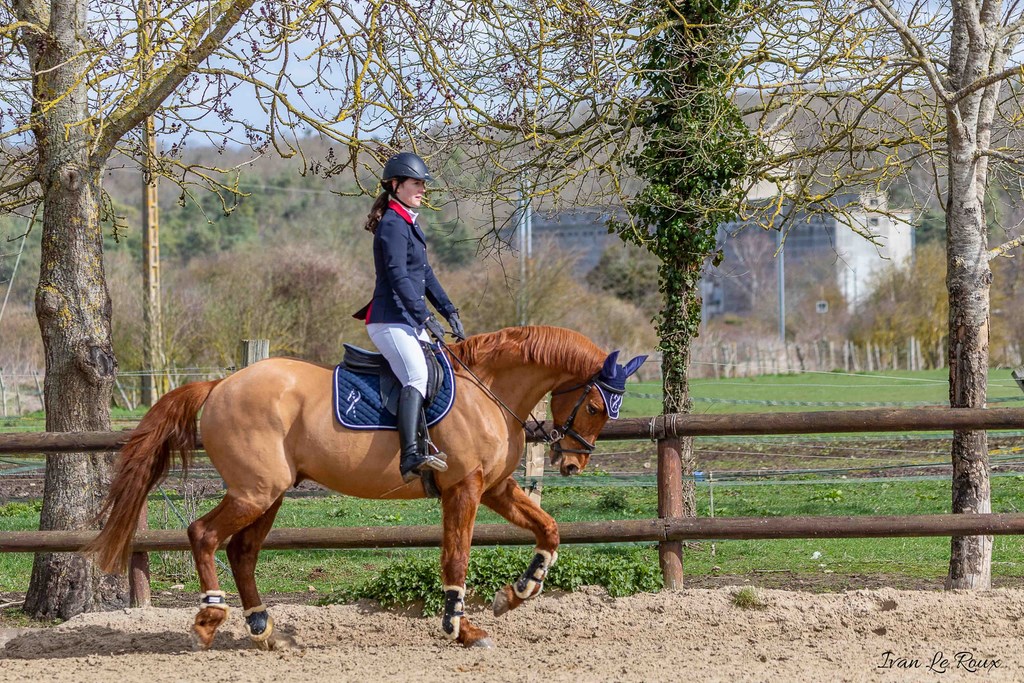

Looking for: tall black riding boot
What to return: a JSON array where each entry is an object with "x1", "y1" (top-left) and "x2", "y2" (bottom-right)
[{"x1": 398, "y1": 385, "x2": 448, "y2": 482}]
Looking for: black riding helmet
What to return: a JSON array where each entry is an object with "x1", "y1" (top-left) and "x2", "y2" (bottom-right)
[{"x1": 381, "y1": 152, "x2": 432, "y2": 190}]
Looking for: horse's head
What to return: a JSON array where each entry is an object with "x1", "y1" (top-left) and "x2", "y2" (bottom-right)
[{"x1": 549, "y1": 350, "x2": 647, "y2": 476}]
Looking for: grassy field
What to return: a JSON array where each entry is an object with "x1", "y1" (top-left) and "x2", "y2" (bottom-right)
[{"x1": 624, "y1": 368, "x2": 1024, "y2": 417}]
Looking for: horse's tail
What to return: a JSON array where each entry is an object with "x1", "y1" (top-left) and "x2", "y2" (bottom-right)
[{"x1": 85, "y1": 378, "x2": 224, "y2": 574}]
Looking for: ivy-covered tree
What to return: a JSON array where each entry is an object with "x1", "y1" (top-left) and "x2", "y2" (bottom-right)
[{"x1": 613, "y1": 0, "x2": 762, "y2": 581}]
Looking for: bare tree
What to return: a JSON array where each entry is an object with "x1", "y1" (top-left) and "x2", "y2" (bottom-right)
[
  {"x1": 743, "y1": 0, "x2": 1024, "y2": 588},
  {"x1": 1, "y1": 0, "x2": 649, "y2": 617}
]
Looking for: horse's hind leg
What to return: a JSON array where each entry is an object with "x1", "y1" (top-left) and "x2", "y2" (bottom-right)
[
  {"x1": 481, "y1": 477, "x2": 559, "y2": 616},
  {"x1": 187, "y1": 494, "x2": 270, "y2": 650},
  {"x1": 226, "y1": 495, "x2": 286, "y2": 650}
]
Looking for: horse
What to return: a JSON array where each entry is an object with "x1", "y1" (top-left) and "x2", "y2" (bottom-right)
[{"x1": 86, "y1": 325, "x2": 646, "y2": 650}]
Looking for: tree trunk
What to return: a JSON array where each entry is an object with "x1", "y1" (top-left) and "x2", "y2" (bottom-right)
[
  {"x1": 658, "y1": 258, "x2": 698, "y2": 518},
  {"x1": 21, "y1": 0, "x2": 127, "y2": 619},
  {"x1": 945, "y1": 184, "x2": 993, "y2": 588},
  {"x1": 944, "y1": 18, "x2": 995, "y2": 587}
]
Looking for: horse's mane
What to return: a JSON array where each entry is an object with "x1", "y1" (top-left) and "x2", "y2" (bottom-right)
[{"x1": 447, "y1": 326, "x2": 606, "y2": 376}]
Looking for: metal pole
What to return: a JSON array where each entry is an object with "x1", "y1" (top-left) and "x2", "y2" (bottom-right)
[
  {"x1": 777, "y1": 228, "x2": 785, "y2": 343},
  {"x1": 517, "y1": 182, "x2": 528, "y2": 326}
]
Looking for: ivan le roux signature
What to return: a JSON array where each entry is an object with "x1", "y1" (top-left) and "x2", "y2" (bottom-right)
[{"x1": 878, "y1": 650, "x2": 1001, "y2": 674}]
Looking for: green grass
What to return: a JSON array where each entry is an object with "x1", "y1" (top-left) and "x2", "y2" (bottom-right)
[
  {"x1": 4, "y1": 476, "x2": 1024, "y2": 595},
  {"x1": 624, "y1": 368, "x2": 1024, "y2": 417},
  {"x1": 0, "y1": 406, "x2": 146, "y2": 432}
]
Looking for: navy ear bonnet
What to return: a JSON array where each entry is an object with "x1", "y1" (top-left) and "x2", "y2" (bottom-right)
[{"x1": 594, "y1": 350, "x2": 648, "y2": 419}]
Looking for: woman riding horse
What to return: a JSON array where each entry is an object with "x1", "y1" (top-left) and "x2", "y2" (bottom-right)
[
  {"x1": 86, "y1": 326, "x2": 645, "y2": 649},
  {"x1": 355, "y1": 152, "x2": 466, "y2": 483}
]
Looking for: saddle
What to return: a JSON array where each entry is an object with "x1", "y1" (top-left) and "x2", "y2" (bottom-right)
[{"x1": 340, "y1": 342, "x2": 444, "y2": 417}]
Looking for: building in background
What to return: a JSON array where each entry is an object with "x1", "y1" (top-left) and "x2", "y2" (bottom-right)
[
  {"x1": 528, "y1": 190, "x2": 915, "y2": 317},
  {"x1": 707, "y1": 191, "x2": 915, "y2": 317}
]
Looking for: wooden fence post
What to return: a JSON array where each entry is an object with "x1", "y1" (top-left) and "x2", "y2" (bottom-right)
[
  {"x1": 130, "y1": 505, "x2": 151, "y2": 608},
  {"x1": 657, "y1": 436, "x2": 684, "y2": 589},
  {"x1": 239, "y1": 339, "x2": 271, "y2": 369},
  {"x1": 525, "y1": 398, "x2": 547, "y2": 504}
]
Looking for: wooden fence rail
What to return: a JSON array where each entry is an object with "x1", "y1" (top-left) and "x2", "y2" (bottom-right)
[
  {"x1": 2, "y1": 406, "x2": 1024, "y2": 596},
  {"x1": 1, "y1": 407, "x2": 1022, "y2": 454},
  {"x1": 5, "y1": 514, "x2": 1024, "y2": 554}
]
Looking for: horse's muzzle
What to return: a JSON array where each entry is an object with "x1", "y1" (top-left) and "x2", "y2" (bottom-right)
[{"x1": 560, "y1": 462, "x2": 580, "y2": 476}]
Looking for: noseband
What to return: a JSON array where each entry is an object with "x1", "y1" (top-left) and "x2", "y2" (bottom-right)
[{"x1": 547, "y1": 376, "x2": 602, "y2": 462}]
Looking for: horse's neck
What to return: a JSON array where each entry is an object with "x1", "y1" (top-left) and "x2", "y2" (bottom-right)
[{"x1": 487, "y1": 364, "x2": 573, "y2": 422}]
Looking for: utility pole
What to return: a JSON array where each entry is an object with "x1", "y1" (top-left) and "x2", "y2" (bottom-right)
[
  {"x1": 140, "y1": 0, "x2": 165, "y2": 407},
  {"x1": 516, "y1": 180, "x2": 532, "y2": 326},
  {"x1": 776, "y1": 227, "x2": 785, "y2": 343}
]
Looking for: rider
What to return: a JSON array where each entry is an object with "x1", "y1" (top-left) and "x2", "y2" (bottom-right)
[{"x1": 355, "y1": 152, "x2": 467, "y2": 482}]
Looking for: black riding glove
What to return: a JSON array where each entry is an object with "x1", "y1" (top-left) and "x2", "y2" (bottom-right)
[
  {"x1": 424, "y1": 315, "x2": 447, "y2": 342},
  {"x1": 447, "y1": 311, "x2": 466, "y2": 341}
]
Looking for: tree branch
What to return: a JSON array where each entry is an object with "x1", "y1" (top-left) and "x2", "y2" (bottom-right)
[
  {"x1": 951, "y1": 64, "x2": 1024, "y2": 104},
  {"x1": 975, "y1": 147, "x2": 1024, "y2": 164},
  {"x1": 93, "y1": 0, "x2": 303, "y2": 160},
  {"x1": 989, "y1": 235, "x2": 1024, "y2": 259},
  {"x1": 868, "y1": 0, "x2": 952, "y2": 103}
]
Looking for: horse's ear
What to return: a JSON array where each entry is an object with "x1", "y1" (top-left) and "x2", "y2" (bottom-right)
[
  {"x1": 602, "y1": 350, "x2": 621, "y2": 376},
  {"x1": 623, "y1": 355, "x2": 648, "y2": 377}
]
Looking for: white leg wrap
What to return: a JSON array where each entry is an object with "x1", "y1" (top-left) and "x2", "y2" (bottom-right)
[
  {"x1": 441, "y1": 585, "x2": 465, "y2": 640},
  {"x1": 514, "y1": 549, "x2": 557, "y2": 600},
  {"x1": 199, "y1": 590, "x2": 229, "y2": 612},
  {"x1": 243, "y1": 604, "x2": 267, "y2": 617}
]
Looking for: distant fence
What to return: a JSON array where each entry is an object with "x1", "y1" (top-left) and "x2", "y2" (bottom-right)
[
  {"x1": 1, "y1": 406, "x2": 1023, "y2": 601},
  {"x1": 681, "y1": 338, "x2": 1024, "y2": 378}
]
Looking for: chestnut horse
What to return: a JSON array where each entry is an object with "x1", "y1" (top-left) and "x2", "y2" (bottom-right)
[{"x1": 87, "y1": 326, "x2": 645, "y2": 649}]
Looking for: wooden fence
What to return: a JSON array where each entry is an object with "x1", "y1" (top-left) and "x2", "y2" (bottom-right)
[
  {"x1": 1, "y1": 406, "x2": 1023, "y2": 598},
  {"x1": 683, "y1": 338, "x2": 1024, "y2": 377}
]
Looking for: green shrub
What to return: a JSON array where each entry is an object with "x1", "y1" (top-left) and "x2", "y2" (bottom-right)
[
  {"x1": 0, "y1": 501, "x2": 42, "y2": 517},
  {"x1": 595, "y1": 489, "x2": 630, "y2": 513},
  {"x1": 731, "y1": 586, "x2": 768, "y2": 609},
  {"x1": 321, "y1": 546, "x2": 663, "y2": 614}
]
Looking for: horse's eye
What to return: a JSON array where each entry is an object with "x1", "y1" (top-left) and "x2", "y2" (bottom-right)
[{"x1": 587, "y1": 404, "x2": 599, "y2": 416}]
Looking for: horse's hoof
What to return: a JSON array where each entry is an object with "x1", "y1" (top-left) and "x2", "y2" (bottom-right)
[
  {"x1": 191, "y1": 630, "x2": 212, "y2": 652},
  {"x1": 492, "y1": 588, "x2": 511, "y2": 616},
  {"x1": 259, "y1": 632, "x2": 300, "y2": 651},
  {"x1": 468, "y1": 637, "x2": 495, "y2": 649}
]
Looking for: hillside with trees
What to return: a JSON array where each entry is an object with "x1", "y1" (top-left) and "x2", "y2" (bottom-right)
[{"x1": 0, "y1": 148, "x2": 658, "y2": 383}]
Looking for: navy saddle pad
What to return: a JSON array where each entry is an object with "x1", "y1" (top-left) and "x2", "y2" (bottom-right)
[{"x1": 333, "y1": 344, "x2": 456, "y2": 430}]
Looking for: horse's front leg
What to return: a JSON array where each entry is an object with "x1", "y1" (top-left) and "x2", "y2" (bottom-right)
[
  {"x1": 481, "y1": 477, "x2": 559, "y2": 616},
  {"x1": 439, "y1": 468, "x2": 492, "y2": 648}
]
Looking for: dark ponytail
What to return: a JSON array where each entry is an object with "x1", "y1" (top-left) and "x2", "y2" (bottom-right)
[{"x1": 364, "y1": 191, "x2": 391, "y2": 234}]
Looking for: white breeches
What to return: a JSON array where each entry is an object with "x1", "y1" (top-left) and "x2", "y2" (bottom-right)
[{"x1": 367, "y1": 322, "x2": 431, "y2": 397}]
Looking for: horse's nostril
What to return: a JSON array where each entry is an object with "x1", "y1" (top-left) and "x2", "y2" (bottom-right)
[{"x1": 565, "y1": 464, "x2": 579, "y2": 475}]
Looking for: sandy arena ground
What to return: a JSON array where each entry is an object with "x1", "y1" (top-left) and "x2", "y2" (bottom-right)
[{"x1": 1, "y1": 586, "x2": 1022, "y2": 682}]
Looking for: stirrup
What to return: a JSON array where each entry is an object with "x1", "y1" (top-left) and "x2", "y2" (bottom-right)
[{"x1": 401, "y1": 453, "x2": 449, "y2": 482}]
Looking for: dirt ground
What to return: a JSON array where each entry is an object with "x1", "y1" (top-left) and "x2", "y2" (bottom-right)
[
  {"x1": 1, "y1": 586, "x2": 1022, "y2": 682},
  {"x1": 4, "y1": 437, "x2": 1024, "y2": 680}
]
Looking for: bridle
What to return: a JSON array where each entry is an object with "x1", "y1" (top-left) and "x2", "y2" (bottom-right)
[{"x1": 547, "y1": 376, "x2": 603, "y2": 460}]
